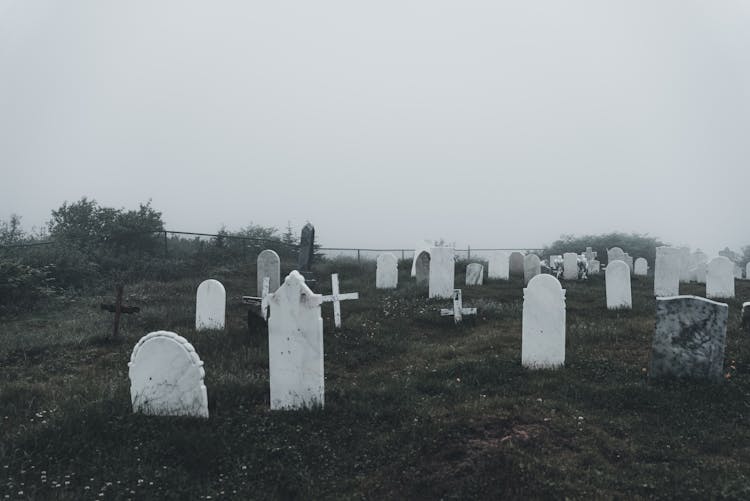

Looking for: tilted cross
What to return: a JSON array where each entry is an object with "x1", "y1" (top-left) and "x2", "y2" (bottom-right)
[
  {"x1": 440, "y1": 289, "x2": 477, "y2": 324},
  {"x1": 242, "y1": 276, "x2": 270, "y2": 320},
  {"x1": 321, "y1": 273, "x2": 359, "y2": 329},
  {"x1": 100, "y1": 284, "x2": 140, "y2": 338}
]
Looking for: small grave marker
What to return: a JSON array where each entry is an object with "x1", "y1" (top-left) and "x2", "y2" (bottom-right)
[
  {"x1": 440, "y1": 289, "x2": 477, "y2": 324},
  {"x1": 321, "y1": 273, "x2": 359, "y2": 329},
  {"x1": 100, "y1": 284, "x2": 140, "y2": 339}
]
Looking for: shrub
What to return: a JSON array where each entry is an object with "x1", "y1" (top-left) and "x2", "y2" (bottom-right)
[{"x1": 0, "y1": 259, "x2": 55, "y2": 314}]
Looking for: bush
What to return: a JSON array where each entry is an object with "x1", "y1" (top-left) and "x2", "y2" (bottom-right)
[
  {"x1": 543, "y1": 232, "x2": 665, "y2": 265},
  {"x1": 0, "y1": 260, "x2": 55, "y2": 314}
]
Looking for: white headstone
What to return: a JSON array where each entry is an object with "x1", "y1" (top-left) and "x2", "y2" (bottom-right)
[
  {"x1": 688, "y1": 251, "x2": 709, "y2": 283},
  {"x1": 562, "y1": 253, "x2": 578, "y2": 280},
  {"x1": 411, "y1": 240, "x2": 433, "y2": 277},
  {"x1": 128, "y1": 331, "x2": 209, "y2": 418},
  {"x1": 678, "y1": 247, "x2": 692, "y2": 283},
  {"x1": 195, "y1": 279, "x2": 226, "y2": 331},
  {"x1": 415, "y1": 250, "x2": 430, "y2": 286},
  {"x1": 622, "y1": 254, "x2": 634, "y2": 274},
  {"x1": 523, "y1": 254, "x2": 541, "y2": 285},
  {"x1": 268, "y1": 271, "x2": 324, "y2": 410},
  {"x1": 588, "y1": 259, "x2": 600, "y2": 275},
  {"x1": 607, "y1": 247, "x2": 626, "y2": 264},
  {"x1": 606, "y1": 260, "x2": 632, "y2": 310},
  {"x1": 465, "y1": 263, "x2": 484, "y2": 286},
  {"x1": 522, "y1": 274, "x2": 566, "y2": 369},
  {"x1": 429, "y1": 247, "x2": 455, "y2": 299},
  {"x1": 487, "y1": 251, "x2": 509, "y2": 280},
  {"x1": 376, "y1": 253, "x2": 398, "y2": 289},
  {"x1": 509, "y1": 252, "x2": 525, "y2": 277},
  {"x1": 654, "y1": 246, "x2": 681, "y2": 297},
  {"x1": 257, "y1": 249, "x2": 281, "y2": 297},
  {"x1": 706, "y1": 256, "x2": 735, "y2": 299},
  {"x1": 634, "y1": 257, "x2": 648, "y2": 276}
]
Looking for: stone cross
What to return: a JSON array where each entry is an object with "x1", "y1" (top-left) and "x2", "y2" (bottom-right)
[
  {"x1": 440, "y1": 289, "x2": 477, "y2": 324},
  {"x1": 321, "y1": 273, "x2": 359, "y2": 329},
  {"x1": 100, "y1": 284, "x2": 140, "y2": 339}
]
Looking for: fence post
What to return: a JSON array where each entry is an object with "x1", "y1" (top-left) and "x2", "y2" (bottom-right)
[
  {"x1": 401, "y1": 249, "x2": 405, "y2": 261},
  {"x1": 468, "y1": 245, "x2": 471, "y2": 260},
  {"x1": 163, "y1": 231, "x2": 168, "y2": 257},
  {"x1": 357, "y1": 249, "x2": 361, "y2": 266}
]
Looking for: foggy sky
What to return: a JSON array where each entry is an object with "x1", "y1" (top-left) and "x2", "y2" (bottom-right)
[{"x1": 1, "y1": 1, "x2": 749, "y2": 255}]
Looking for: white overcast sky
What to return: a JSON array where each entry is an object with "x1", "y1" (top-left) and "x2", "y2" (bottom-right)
[{"x1": 1, "y1": 1, "x2": 748, "y2": 254}]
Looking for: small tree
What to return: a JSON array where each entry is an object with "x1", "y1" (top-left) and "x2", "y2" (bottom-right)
[{"x1": 0, "y1": 214, "x2": 25, "y2": 245}]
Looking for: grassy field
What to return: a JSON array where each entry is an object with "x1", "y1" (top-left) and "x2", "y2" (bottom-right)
[{"x1": 1, "y1": 258, "x2": 750, "y2": 499}]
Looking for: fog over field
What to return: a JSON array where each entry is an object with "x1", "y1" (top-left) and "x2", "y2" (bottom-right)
[{"x1": 1, "y1": 1, "x2": 748, "y2": 253}]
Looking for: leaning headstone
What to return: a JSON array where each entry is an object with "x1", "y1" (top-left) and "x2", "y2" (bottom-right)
[
  {"x1": 429, "y1": 247, "x2": 455, "y2": 299},
  {"x1": 522, "y1": 274, "x2": 566, "y2": 369},
  {"x1": 509, "y1": 252, "x2": 525, "y2": 278},
  {"x1": 634, "y1": 257, "x2": 648, "y2": 276},
  {"x1": 268, "y1": 271, "x2": 324, "y2": 410},
  {"x1": 654, "y1": 246, "x2": 681, "y2": 297},
  {"x1": 376, "y1": 253, "x2": 398, "y2": 289},
  {"x1": 128, "y1": 331, "x2": 209, "y2": 418},
  {"x1": 411, "y1": 240, "x2": 433, "y2": 277},
  {"x1": 606, "y1": 260, "x2": 632, "y2": 310},
  {"x1": 523, "y1": 254, "x2": 541, "y2": 285},
  {"x1": 257, "y1": 249, "x2": 281, "y2": 297},
  {"x1": 706, "y1": 256, "x2": 735, "y2": 299},
  {"x1": 562, "y1": 253, "x2": 578, "y2": 280},
  {"x1": 415, "y1": 250, "x2": 430, "y2": 286},
  {"x1": 195, "y1": 279, "x2": 226, "y2": 331},
  {"x1": 465, "y1": 263, "x2": 484, "y2": 286},
  {"x1": 649, "y1": 295, "x2": 728, "y2": 382},
  {"x1": 298, "y1": 222, "x2": 315, "y2": 280},
  {"x1": 588, "y1": 259, "x2": 600, "y2": 275},
  {"x1": 488, "y1": 251, "x2": 509, "y2": 280}
]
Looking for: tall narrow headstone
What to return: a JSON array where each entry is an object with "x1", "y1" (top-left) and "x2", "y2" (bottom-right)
[
  {"x1": 465, "y1": 263, "x2": 484, "y2": 286},
  {"x1": 523, "y1": 254, "x2": 541, "y2": 285},
  {"x1": 298, "y1": 223, "x2": 315, "y2": 274},
  {"x1": 415, "y1": 251, "x2": 430, "y2": 286},
  {"x1": 257, "y1": 249, "x2": 281, "y2": 297},
  {"x1": 429, "y1": 247, "x2": 455, "y2": 299},
  {"x1": 509, "y1": 252, "x2": 525, "y2": 278},
  {"x1": 488, "y1": 251, "x2": 509, "y2": 280},
  {"x1": 634, "y1": 257, "x2": 648, "y2": 276},
  {"x1": 706, "y1": 256, "x2": 735, "y2": 299},
  {"x1": 562, "y1": 253, "x2": 578, "y2": 280},
  {"x1": 195, "y1": 279, "x2": 226, "y2": 331},
  {"x1": 128, "y1": 331, "x2": 209, "y2": 418},
  {"x1": 268, "y1": 271, "x2": 324, "y2": 410},
  {"x1": 654, "y1": 246, "x2": 681, "y2": 297},
  {"x1": 606, "y1": 260, "x2": 632, "y2": 310},
  {"x1": 376, "y1": 253, "x2": 398, "y2": 289},
  {"x1": 522, "y1": 274, "x2": 566, "y2": 369},
  {"x1": 649, "y1": 295, "x2": 728, "y2": 382}
]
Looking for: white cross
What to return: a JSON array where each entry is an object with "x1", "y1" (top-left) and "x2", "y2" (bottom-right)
[
  {"x1": 440, "y1": 289, "x2": 477, "y2": 324},
  {"x1": 321, "y1": 273, "x2": 359, "y2": 329}
]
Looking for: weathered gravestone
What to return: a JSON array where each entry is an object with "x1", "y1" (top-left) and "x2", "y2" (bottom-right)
[
  {"x1": 654, "y1": 246, "x2": 681, "y2": 297},
  {"x1": 128, "y1": 330, "x2": 209, "y2": 418},
  {"x1": 522, "y1": 274, "x2": 566, "y2": 369},
  {"x1": 689, "y1": 250, "x2": 709, "y2": 283},
  {"x1": 488, "y1": 251, "x2": 509, "y2": 280},
  {"x1": 465, "y1": 263, "x2": 484, "y2": 286},
  {"x1": 195, "y1": 279, "x2": 226, "y2": 331},
  {"x1": 267, "y1": 271, "x2": 324, "y2": 410},
  {"x1": 523, "y1": 254, "x2": 541, "y2": 285},
  {"x1": 588, "y1": 259, "x2": 600, "y2": 275},
  {"x1": 562, "y1": 253, "x2": 578, "y2": 280},
  {"x1": 584, "y1": 247, "x2": 597, "y2": 263},
  {"x1": 411, "y1": 240, "x2": 432, "y2": 277},
  {"x1": 706, "y1": 256, "x2": 735, "y2": 299},
  {"x1": 634, "y1": 257, "x2": 648, "y2": 276},
  {"x1": 607, "y1": 247, "x2": 626, "y2": 264},
  {"x1": 376, "y1": 253, "x2": 398, "y2": 289},
  {"x1": 509, "y1": 252, "x2": 525, "y2": 278},
  {"x1": 298, "y1": 223, "x2": 315, "y2": 283},
  {"x1": 415, "y1": 251, "x2": 430, "y2": 286},
  {"x1": 678, "y1": 247, "x2": 692, "y2": 283},
  {"x1": 429, "y1": 247, "x2": 455, "y2": 299},
  {"x1": 606, "y1": 260, "x2": 632, "y2": 310},
  {"x1": 734, "y1": 265, "x2": 743, "y2": 280},
  {"x1": 622, "y1": 254, "x2": 634, "y2": 274},
  {"x1": 257, "y1": 249, "x2": 281, "y2": 297},
  {"x1": 649, "y1": 295, "x2": 728, "y2": 382},
  {"x1": 742, "y1": 302, "x2": 750, "y2": 333}
]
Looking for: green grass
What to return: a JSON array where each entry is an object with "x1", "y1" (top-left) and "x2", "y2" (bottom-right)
[{"x1": 1, "y1": 261, "x2": 750, "y2": 499}]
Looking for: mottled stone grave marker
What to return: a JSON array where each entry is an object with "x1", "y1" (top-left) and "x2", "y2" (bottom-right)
[{"x1": 128, "y1": 331, "x2": 209, "y2": 418}]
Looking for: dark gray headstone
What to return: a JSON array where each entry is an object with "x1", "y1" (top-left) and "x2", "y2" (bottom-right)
[
  {"x1": 742, "y1": 302, "x2": 750, "y2": 334},
  {"x1": 298, "y1": 223, "x2": 315, "y2": 272},
  {"x1": 415, "y1": 251, "x2": 430, "y2": 286},
  {"x1": 649, "y1": 295, "x2": 728, "y2": 382}
]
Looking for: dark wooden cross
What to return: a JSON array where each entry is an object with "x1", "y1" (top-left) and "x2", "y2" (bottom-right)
[{"x1": 100, "y1": 284, "x2": 140, "y2": 338}]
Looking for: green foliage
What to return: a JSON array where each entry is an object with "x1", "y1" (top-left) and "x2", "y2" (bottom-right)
[
  {"x1": 0, "y1": 259, "x2": 54, "y2": 314},
  {"x1": 0, "y1": 214, "x2": 25, "y2": 245},
  {"x1": 544, "y1": 232, "x2": 665, "y2": 264}
]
